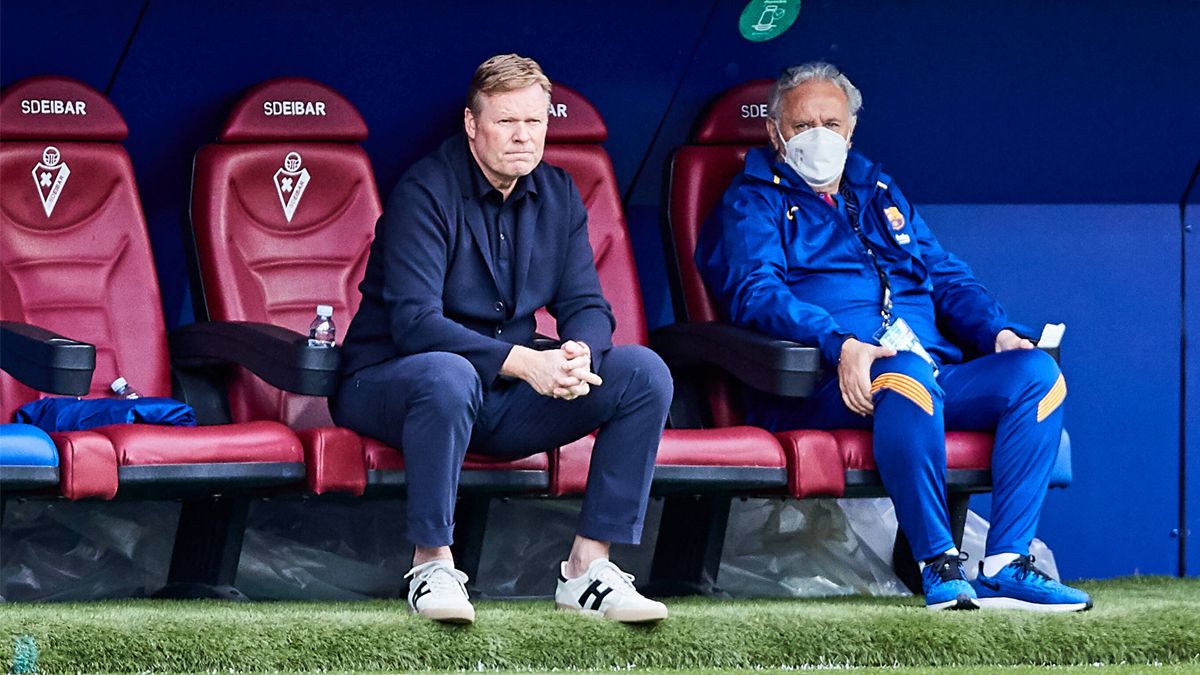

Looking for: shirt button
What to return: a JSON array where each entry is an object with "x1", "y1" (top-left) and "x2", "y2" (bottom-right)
[
  {"x1": 496, "y1": 327, "x2": 503, "y2": 335},
  {"x1": 499, "y1": 233, "x2": 506, "y2": 241},
  {"x1": 494, "y1": 301, "x2": 504, "y2": 312}
]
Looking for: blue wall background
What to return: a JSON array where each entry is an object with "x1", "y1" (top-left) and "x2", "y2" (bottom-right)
[{"x1": 3, "y1": 0, "x2": 1197, "y2": 579}]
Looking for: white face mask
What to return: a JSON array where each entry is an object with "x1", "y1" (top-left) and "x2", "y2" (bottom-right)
[{"x1": 775, "y1": 125, "x2": 849, "y2": 189}]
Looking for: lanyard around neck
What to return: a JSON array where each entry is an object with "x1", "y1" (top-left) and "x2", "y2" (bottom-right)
[{"x1": 836, "y1": 184, "x2": 893, "y2": 329}]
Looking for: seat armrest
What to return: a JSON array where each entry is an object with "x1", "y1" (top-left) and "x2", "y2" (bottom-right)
[
  {"x1": 0, "y1": 320, "x2": 96, "y2": 395},
  {"x1": 1037, "y1": 344, "x2": 1060, "y2": 363},
  {"x1": 1009, "y1": 324, "x2": 1061, "y2": 363},
  {"x1": 169, "y1": 321, "x2": 340, "y2": 396},
  {"x1": 531, "y1": 333, "x2": 561, "y2": 351},
  {"x1": 650, "y1": 322, "x2": 822, "y2": 397}
]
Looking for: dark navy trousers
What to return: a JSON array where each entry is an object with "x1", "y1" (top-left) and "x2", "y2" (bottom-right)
[
  {"x1": 331, "y1": 345, "x2": 671, "y2": 547},
  {"x1": 755, "y1": 349, "x2": 1066, "y2": 561}
]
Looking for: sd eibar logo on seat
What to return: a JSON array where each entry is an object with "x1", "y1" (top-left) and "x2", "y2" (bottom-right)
[
  {"x1": 32, "y1": 146, "x2": 70, "y2": 217},
  {"x1": 273, "y1": 151, "x2": 310, "y2": 222}
]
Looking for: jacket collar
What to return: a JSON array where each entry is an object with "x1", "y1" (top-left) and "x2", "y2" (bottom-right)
[
  {"x1": 453, "y1": 134, "x2": 539, "y2": 204},
  {"x1": 444, "y1": 134, "x2": 543, "y2": 309},
  {"x1": 743, "y1": 146, "x2": 885, "y2": 203}
]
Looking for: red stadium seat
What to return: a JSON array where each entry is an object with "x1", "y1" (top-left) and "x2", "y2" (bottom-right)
[
  {"x1": 0, "y1": 76, "x2": 305, "y2": 499},
  {"x1": 540, "y1": 83, "x2": 789, "y2": 498},
  {"x1": 1, "y1": 76, "x2": 306, "y2": 599},
  {"x1": 188, "y1": 77, "x2": 550, "y2": 495}
]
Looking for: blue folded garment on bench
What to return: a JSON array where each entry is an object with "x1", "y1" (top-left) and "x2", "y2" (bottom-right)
[{"x1": 14, "y1": 397, "x2": 197, "y2": 433}]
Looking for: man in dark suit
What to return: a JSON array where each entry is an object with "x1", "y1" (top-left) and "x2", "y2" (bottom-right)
[{"x1": 334, "y1": 54, "x2": 670, "y2": 624}]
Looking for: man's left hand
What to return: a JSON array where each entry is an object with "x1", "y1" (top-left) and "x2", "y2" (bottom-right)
[
  {"x1": 555, "y1": 340, "x2": 602, "y2": 400},
  {"x1": 995, "y1": 328, "x2": 1034, "y2": 352}
]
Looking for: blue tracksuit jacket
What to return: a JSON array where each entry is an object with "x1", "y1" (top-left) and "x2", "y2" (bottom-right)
[
  {"x1": 696, "y1": 147, "x2": 1013, "y2": 369},
  {"x1": 697, "y1": 148, "x2": 1067, "y2": 565}
]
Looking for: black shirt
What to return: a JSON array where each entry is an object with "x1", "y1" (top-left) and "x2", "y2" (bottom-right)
[{"x1": 467, "y1": 159, "x2": 533, "y2": 312}]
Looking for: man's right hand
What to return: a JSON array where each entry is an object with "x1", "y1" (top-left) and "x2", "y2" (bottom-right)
[
  {"x1": 837, "y1": 338, "x2": 897, "y2": 416},
  {"x1": 501, "y1": 345, "x2": 602, "y2": 399}
]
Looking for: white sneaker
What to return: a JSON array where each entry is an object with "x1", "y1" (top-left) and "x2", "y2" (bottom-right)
[
  {"x1": 555, "y1": 559, "x2": 668, "y2": 623},
  {"x1": 404, "y1": 560, "x2": 475, "y2": 624}
]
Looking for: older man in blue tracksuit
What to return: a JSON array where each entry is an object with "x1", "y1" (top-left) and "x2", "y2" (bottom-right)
[{"x1": 696, "y1": 62, "x2": 1091, "y2": 611}]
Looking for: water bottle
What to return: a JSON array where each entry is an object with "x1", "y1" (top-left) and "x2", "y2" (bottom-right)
[
  {"x1": 308, "y1": 304, "x2": 336, "y2": 347},
  {"x1": 110, "y1": 376, "x2": 141, "y2": 399}
]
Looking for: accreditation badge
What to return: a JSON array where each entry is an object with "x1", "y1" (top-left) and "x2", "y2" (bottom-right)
[{"x1": 874, "y1": 317, "x2": 939, "y2": 376}]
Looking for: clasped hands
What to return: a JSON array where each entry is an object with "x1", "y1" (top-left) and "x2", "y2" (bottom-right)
[
  {"x1": 837, "y1": 328, "x2": 1032, "y2": 417},
  {"x1": 501, "y1": 339, "x2": 603, "y2": 400}
]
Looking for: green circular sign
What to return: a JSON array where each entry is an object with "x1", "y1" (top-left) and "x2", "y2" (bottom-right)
[{"x1": 739, "y1": 0, "x2": 800, "y2": 42}]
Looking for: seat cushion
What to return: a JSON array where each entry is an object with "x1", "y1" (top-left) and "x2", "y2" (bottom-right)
[
  {"x1": 830, "y1": 429, "x2": 993, "y2": 471},
  {"x1": 777, "y1": 428, "x2": 995, "y2": 499},
  {"x1": 0, "y1": 423, "x2": 60, "y2": 491},
  {"x1": 775, "y1": 428, "x2": 844, "y2": 498},
  {"x1": 551, "y1": 426, "x2": 786, "y2": 496},
  {"x1": 362, "y1": 437, "x2": 550, "y2": 473},
  {"x1": 49, "y1": 429, "x2": 118, "y2": 499},
  {"x1": 92, "y1": 420, "x2": 302, "y2": 466},
  {"x1": 0, "y1": 423, "x2": 58, "y2": 466},
  {"x1": 296, "y1": 426, "x2": 365, "y2": 496}
]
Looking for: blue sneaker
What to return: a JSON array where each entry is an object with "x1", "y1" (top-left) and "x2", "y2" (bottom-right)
[
  {"x1": 921, "y1": 552, "x2": 979, "y2": 611},
  {"x1": 972, "y1": 555, "x2": 1093, "y2": 612}
]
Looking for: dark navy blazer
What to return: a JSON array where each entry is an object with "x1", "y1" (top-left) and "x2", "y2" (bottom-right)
[{"x1": 341, "y1": 134, "x2": 615, "y2": 386}]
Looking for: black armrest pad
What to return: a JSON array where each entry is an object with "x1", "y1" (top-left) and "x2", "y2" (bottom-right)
[
  {"x1": 531, "y1": 333, "x2": 561, "y2": 351},
  {"x1": 169, "y1": 321, "x2": 340, "y2": 396},
  {"x1": 1009, "y1": 325, "x2": 1061, "y2": 363},
  {"x1": 0, "y1": 321, "x2": 96, "y2": 395},
  {"x1": 650, "y1": 322, "x2": 823, "y2": 397}
]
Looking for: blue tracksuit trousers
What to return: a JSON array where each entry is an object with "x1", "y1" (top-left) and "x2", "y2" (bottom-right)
[{"x1": 757, "y1": 348, "x2": 1066, "y2": 561}]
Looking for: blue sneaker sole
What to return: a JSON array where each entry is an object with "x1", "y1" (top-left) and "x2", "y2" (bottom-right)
[
  {"x1": 926, "y1": 593, "x2": 980, "y2": 611},
  {"x1": 977, "y1": 596, "x2": 1093, "y2": 612}
]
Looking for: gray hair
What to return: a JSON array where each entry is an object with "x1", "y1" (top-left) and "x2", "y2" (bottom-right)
[{"x1": 767, "y1": 62, "x2": 863, "y2": 121}]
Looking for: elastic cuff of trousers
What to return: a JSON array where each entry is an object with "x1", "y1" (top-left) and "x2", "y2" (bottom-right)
[
  {"x1": 577, "y1": 516, "x2": 644, "y2": 546},
  {"x1": 408, "y1": 522, "x2": 455, "y2": 548}
]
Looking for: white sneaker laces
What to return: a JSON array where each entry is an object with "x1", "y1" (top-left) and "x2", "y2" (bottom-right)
[
  {"x1": 406, "y1": 562, "x2": 469, "y2": 597},
  {"x1": 593, "y1": 560, "x2": 637, "y2": 592}
]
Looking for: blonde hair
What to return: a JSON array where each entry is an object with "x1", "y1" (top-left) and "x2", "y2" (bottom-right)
[{"x1": 467, "y1": 54, "x2": 552, "y2": 113}]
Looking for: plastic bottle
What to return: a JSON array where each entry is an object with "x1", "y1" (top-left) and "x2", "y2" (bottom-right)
[
  {"x1": 308, "y1": 304, "x2": 336, "y2": 347},
  {"x1": 110, "y1": 376, "x2": 141, "y2": 399}
]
